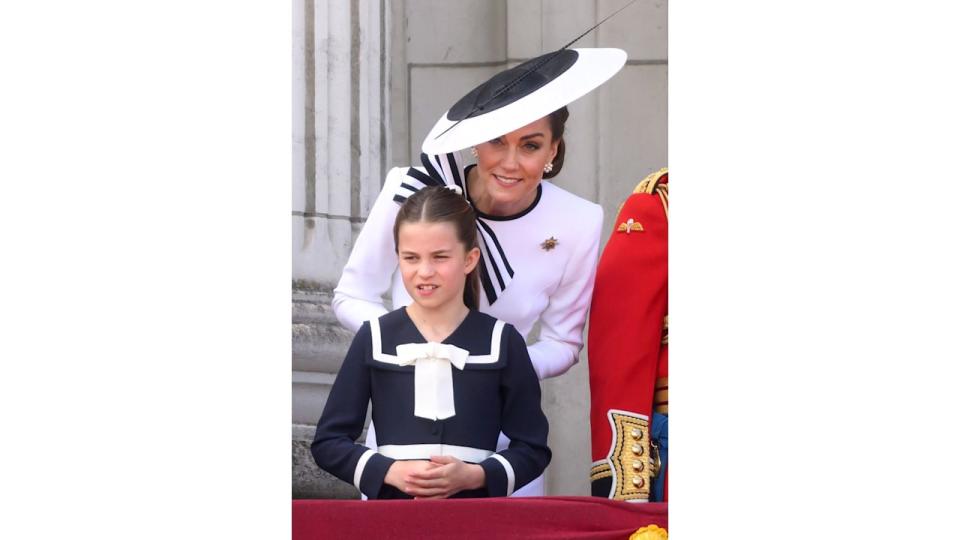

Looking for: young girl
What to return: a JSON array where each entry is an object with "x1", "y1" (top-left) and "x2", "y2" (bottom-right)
[{"x1": 311, "y1": 186, "x2": 551, "y2": 499}]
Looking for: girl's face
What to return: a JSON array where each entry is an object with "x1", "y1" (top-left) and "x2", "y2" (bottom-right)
[
  {"x1": 397, "y1": 221, "x2": 480, "y2": 312},
  {"x1": 473, "y1": 116, "x2": 559, "y2": 215}
]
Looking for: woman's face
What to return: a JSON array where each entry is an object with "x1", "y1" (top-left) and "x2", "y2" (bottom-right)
[
  {"x1": 473, "y1": 116, "x2": 559, "y2": 215},
  {"x1": 398, "y1": 221, "x2": 480, "y2": 312}
]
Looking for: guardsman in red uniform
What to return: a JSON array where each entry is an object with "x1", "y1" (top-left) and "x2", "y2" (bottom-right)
[{"x1": 588, "y1": 168, "x2": 668, "y2": 502}]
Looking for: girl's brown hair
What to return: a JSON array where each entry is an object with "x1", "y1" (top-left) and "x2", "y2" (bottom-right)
[{"x1": 393, "y1": 186, "x2": 481, "y2": 310}]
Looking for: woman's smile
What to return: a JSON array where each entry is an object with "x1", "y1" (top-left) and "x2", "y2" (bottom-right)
[
  {"x1": 468, "y1": 116, "x2": 558, "y2": 216},
  {"x1": 492, "y1": 173, "x2": 522, "y2": 187}
]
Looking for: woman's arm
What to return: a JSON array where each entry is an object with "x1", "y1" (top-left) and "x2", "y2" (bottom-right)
[
  {"x1": 527, "y1": 202, "x2": 604, "y2": 379},
  {"x1": 331, "y1": 167, "x2": 408, "y2": 332}
]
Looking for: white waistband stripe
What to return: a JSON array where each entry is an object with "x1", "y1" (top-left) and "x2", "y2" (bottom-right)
[{"x1": 378, "y1": 444, "x2": 493, "y2": 464}]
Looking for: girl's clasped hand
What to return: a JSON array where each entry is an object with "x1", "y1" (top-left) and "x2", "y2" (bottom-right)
[{"x1": 388, "y1": 455, "x2": 485, "y2": 499}]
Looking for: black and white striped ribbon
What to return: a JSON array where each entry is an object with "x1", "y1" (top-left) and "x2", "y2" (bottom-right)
[{"x1": 395, "y1": 152, "x2": 514, "y2": 305}]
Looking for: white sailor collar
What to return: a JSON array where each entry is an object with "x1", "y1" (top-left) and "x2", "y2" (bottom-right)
[{"x1": 366, "y1": 309, "x2": 507, "y2": 371}]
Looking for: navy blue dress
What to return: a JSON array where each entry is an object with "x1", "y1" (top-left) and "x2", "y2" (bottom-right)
[{"x1": 311, "y1": 308, "x2": 551, "y2": 499}]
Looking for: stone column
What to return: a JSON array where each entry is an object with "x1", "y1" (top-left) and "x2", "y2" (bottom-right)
[{"x1": 292, "y1": 0, "x2": 387, "y2": 499}]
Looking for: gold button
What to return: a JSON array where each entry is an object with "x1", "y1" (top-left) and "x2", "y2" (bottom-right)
[
  {"x1": 631, "y1": 444, "x2": 641, "y2": 455},
  {"x1": 632, "y1": 476, "x2": 642, "y2": 486},
  {"x1": 632, "y1": 460, "x2": 643, "y2": 471},
  {"x1": 631, "y1": 428, "x2": 641, "y2": 439}
]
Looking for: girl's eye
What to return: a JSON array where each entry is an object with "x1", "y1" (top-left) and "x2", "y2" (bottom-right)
[
  {"x1": 488, "y1": 138, "x2": 503, "y2": 146},
  {"x1": 525, "y1": 143, "x2": 541, "y2": 151}
]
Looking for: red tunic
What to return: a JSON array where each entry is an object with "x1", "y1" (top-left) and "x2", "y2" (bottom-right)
[{"x1": 588, "y1": 169, "x2": 668, "y2": 502}]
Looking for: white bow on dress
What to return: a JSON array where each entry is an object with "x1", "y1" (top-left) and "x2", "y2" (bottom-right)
[{"x1": 395, "y1": 341, "x2": 470, "y2": 421}]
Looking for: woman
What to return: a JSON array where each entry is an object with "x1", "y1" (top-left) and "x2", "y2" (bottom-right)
[{"x1": 332, "y1": 47, "x2": 626, "y2": 496}]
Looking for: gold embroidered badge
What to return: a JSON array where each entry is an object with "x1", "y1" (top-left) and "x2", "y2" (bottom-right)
[
  {"x1": 540, "y1": 237, "x2": 558, "y2": 251},
  {"x1": 616, "y1": 218, "x2": 644, "y2": 234}
]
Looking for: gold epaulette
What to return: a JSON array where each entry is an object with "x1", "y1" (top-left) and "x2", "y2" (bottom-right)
[
  {"x1": 631, "y1": 168, "x2": 669, "y2": 221},
  {"x1": 614, "y1": 168, "x2": 669, "y2": 220},
  {"x1": 633, "y1": 167, "x2": 668, "y2": 194}
]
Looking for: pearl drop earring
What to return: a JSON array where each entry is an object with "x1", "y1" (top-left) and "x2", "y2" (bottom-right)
[{"x1": 543, "y1": 162, "x2": 554, "y2": 174}]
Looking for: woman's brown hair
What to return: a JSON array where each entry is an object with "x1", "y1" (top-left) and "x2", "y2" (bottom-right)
[
  {"x1": 543, "y1": 106, "x2": 569, "y2": 180},
  {"x1": 393, "y1": 186, "x2": 481, "y2": 310}
]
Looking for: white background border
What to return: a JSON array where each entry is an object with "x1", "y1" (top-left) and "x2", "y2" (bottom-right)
[{"x1": 3, "y1": 1, "x2": 959, "y2": 537}]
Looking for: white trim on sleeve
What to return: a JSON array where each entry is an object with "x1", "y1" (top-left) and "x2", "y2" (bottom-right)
[
  {"x1": 353, "y1": 449, "x2": 376, "y2": 490},
  {"x1": 490, "y1": 454, "x2": 516, "y2": 496}
]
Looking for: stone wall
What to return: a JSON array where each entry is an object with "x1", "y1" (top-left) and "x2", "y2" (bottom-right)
[{"x1": 293, "y1": 0, "x2": 667, "y2": 498}]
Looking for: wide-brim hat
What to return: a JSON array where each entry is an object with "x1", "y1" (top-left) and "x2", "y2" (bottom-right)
[{"x1": 421, "y1": 47, "x2": 627, "y2": 155}]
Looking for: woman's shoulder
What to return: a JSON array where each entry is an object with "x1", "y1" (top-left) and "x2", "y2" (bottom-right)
[
  {"x1": 384, "y1": 165, "x2": 413, "y2": 189},
  {"x1": 540, "y1": 181, "x2": 603, "y2": 220},
  {"x1": 535, "y1": 183, "x2": 603, "y2": 239}
]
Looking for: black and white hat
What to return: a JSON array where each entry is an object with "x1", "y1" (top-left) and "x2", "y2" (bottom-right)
[{"x1": 421, "y1": 47, "x2": 627, "y2": 155}]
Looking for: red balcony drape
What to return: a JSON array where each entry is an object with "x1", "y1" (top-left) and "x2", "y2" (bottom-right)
[{"x1": 293, "y1": 496, "x2": 667, "y2": 539}]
